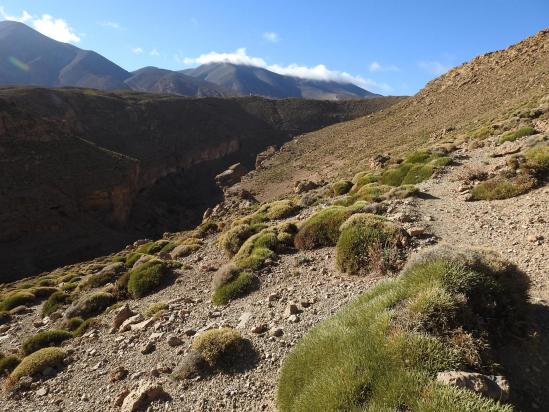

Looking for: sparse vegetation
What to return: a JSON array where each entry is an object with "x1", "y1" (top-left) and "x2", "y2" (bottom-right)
[
  {"x1": 127, "y1": 260, "x2": 169, "y2": 298},
  {"x1": 21, "y1": 330, "x2": 73, "y2": 355},
  {"x1": 192, "y1": 328, "x2": 246, "y2": 368},
  {"x1": 335, "y1": 213, "x2": 408, "y2": 275},
  {"x1": 498, "y1": 126, "x2": 535, "y2": 144},
  {"x1": 72, "y1": 317, "x2": 99, "y2": 336},
  {"x1": 277, "y1": 246, "x2": 528, "y2": 411},
  {"x1": 9, "y1": 347, "x2": 66, "y2": 383},
  {"x1": 234, "y1": 200, "x2": 300, "y2": 226},
  {"x1": 470, "y1": 174, "x2": 536, "y2": 200},
  {"x1": 294, "y1": 206, "x2": 354, "y2": 250}
]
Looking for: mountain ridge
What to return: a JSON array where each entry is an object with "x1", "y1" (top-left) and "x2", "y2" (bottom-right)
[{"x1": 0, "y1": 21, "x2": 377, "y2": 100}]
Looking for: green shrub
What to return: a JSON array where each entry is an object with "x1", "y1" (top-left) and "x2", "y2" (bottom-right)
[
  {"x1": 234, "y1": 200, "x2": 300, "y2": 226},
  {"x1": 468, "y1": 126, "x2": 492, "y2": 140},
  {"x1": 471, "y1": 174, "x2": 535, "y2": 200},
  {"x1": 31, "y1": 286, "x2": 59, "y2": 299},
  {"x1": 21, "y1": 330, "x2": 73, "y2": 356},
  {"x1": 144, "y1": 302, "x2": 169, "y2": 318},
  {"x1": 498, "y1": 126, "x2": 535, "y2": 144},
  {"x1": 9, "y1": 347, "x2": 66, "y2": 382},
  {"x1": 60, "y1": 282, "x2": 78, "y2": 292},
  {"x1": 41, "y1": 291, "x2": 70, "y2": 317},
  {"x1": 336, "y1": 214, "x2": 408, "y2": 275},
  {"x1": 233, "y1": 230, "x2": 279, "y2": 269},
  {"x1": 160, "y1": 241, "x2": 177, "y2": 254},
  {"x1": 80, "y1": 271, "x2": 119, "y2": 290},
  {"x1": 350, "y1": 173, "x2": 380, "y2": 192},
  {"x1": 63, "y1": 317, "x2": 84, "y2": 331},
  {"x1": 127, "y1": 260, "x2": 169, "y2": 298},
  {"x1": 524, "y1": 144, "x2": 549, "y2": 175},
  {"x1": 377, "y1": 150, "x2": 452, "y2": 187},
  {"x1": 219, "y1": 224, "x2": 256, "y2": 257},
  {"x1": 72, "y1": 318, "x2": 98, "y2": 336},
  {"x1": 192, "y1": 328, "x2": 246, "y2": 368},
  {"x1": 65, "y1": 292, "x2": 115, "y2": 319},
  {"x1": 212, "y1": 272, "x2": 257, "y2": 305},
  {"x1": 277, "y1": 246, "x2": 527, "y2": 411},
  {"x1": 125, "y1": 252, "x2": 144, "y2": 268},
  {"x1": 0, "y1": 355, "x2": 20, "y2": 375},
  {"x1": 111, "y1": 255, "x2": 127, "y2": 264},
  {"x1": 332, "y1": 180, "x2": 353, "y2": 196},
  {"x1": 194, "y1": 221, "x2": 219, "y2": 238},
  {"x1": 294, "y1": 206, "x2": 354, "y2": 250},
  {"x1": 0, "y1": 291, "x2": 35, "y2": 311},
  {"x1": 136, "y1": 241, "x2": 165, "y2": 255}
]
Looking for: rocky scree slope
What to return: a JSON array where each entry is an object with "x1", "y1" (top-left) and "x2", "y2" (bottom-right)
[{"x1": 0, "y1": 88, "x2": 400, "y2": 280}]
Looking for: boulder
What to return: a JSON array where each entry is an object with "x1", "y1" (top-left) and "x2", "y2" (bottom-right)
[
  {"x1": 111, "y1": 304, "x2": 135, "y2": 333},
  {"x1": 255, "y1": 145, "x2": 277, "y2": 169},
  {"x1": 120, "y1": 381, "x2": 168, "y2": 412},
  {"x1": 215, "y1": 163, "x2": 247, "y2": 189},
  {"x1": 436, "y1": 371, "x2": 510, "y2": 402},
  {"x1": 294, "y1": 180, "x2": 320, "y2": 194}
]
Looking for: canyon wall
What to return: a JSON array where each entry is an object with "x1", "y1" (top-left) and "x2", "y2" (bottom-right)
[{"x1": 0, "y1": 87, "x2": 402, "y2": 280}]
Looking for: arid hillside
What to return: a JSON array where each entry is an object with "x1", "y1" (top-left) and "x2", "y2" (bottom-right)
[
  {"x1": 0, "y1": 89, "x2": 400, "y2": 280},
  {"x1": 241, "y1": 29, "x2": 549, "y2": 201}
]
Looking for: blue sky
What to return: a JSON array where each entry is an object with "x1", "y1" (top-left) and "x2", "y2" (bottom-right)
[{"x1": 1, "y1": 0, "x2": 547, "y2": 95}]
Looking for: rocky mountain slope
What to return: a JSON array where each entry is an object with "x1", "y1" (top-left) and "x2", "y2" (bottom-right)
[
  {"x1": 0, "y1": 21, "x2": 377, "y2": 100},
  {"x1": 240, "y1": 29, "x2": 549, "y2": 201},
  {"x1": 0, "y1": 89, "x2": 400, "y2": 280},
  {"x1": 0, "y1": 27, "x2": 546, "y2": 412}
]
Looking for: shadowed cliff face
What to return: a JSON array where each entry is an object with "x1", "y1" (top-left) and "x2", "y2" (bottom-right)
[{"x1": 0, "y1": 87, "x2": 402, "y2": 280}]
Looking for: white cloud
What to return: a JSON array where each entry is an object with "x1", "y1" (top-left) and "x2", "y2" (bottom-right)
[
  {"x1": 183, "y1": 48, "x2": 392, "y2": 94},
  {"x1": 262, "y1": 31, "x2": 280, "y2": 43},
  {"x1": 0, "y1": 7, "x2": 32, "y2": 22},
  {"x1": 32, "y1": 14, "x2": 80, "y2": 43},
  {"x1": 150, "y1": 49, "x2": 160, "y2": 56},
  {"x1": 99, "y1": 21, "x2": 123, "y2": 30},
  {"x1": 418, "y1": 61, "x2": 450, "y2": 75},
  {"x1": 369, "y1": 61, "x2": 399, "y2": 72},
  {"x1": 1, "y1": 7, "x2": 80, "y2": 43},
  {"x1": 132, "y1": 47, "x2": 144, "y2": 55}
]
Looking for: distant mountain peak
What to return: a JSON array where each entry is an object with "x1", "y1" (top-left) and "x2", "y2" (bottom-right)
[{"x1": 0, "y1": 22, "x2": 378, "y2": 100}]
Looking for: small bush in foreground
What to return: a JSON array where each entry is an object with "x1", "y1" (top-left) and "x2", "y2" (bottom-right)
[
  {"x1": 471, "y1": 174, "x2": 535, "y2": 200},
  {"x1": 125, "y1": 252, "x2": 144, "y2": 268},
  {"x1": 233, "y1": 230, "x2": 278, "y2": 269},
  {"x1": 127, "y1": 260, "x2": 169, "y2": 298},
  {"x1": 9, "y1": 347, "x2": 66, "y2": 383},
  {"x1": 336, "y1": 213, "x2": 409, "y2": 275},
  {"x1": 72, "y1": 317, "x2": 99, "y2": 336},
  {"x1": 21, "y1": 330, "x2": 73, "y2": 356},
  {"x1": 212, "y1": 272, "x2": 257, "y2": 305},
  {"x1": 294, "y1": 206, "x2": 354, "y2": 250},
  {"x1": 277, "y1": 246, "x2": 527, "y2": 411},
  {"x1": 0, "y1": 291, "x2": 35, "y2": 311},
  {"x1": 192, "y1": 328, "x2": 246, "y2": 368}
]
